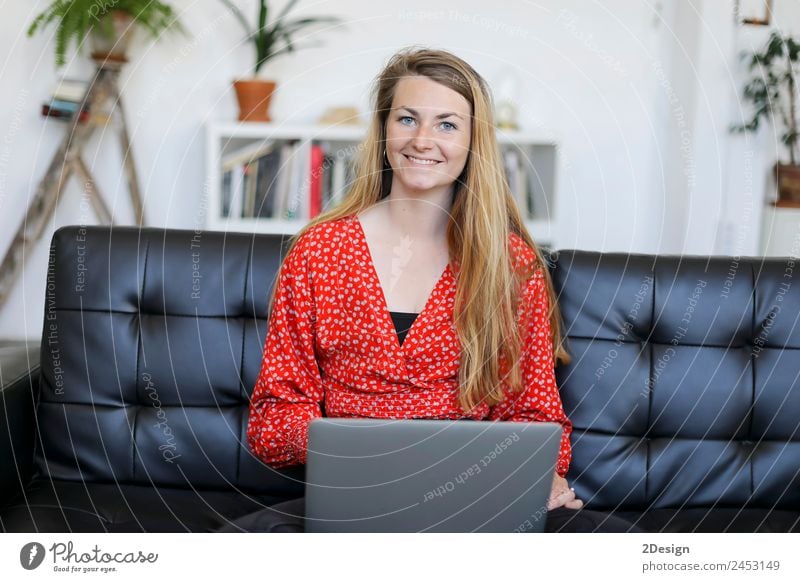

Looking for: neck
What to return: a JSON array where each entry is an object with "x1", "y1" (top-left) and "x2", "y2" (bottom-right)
[{"x1": 383, "y1": 184, "x2": 454, "y2": 241}]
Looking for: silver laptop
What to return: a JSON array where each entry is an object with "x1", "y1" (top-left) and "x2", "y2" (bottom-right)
[{"x1": 304, "y1": 418, "x2": 561, "y2": 533}]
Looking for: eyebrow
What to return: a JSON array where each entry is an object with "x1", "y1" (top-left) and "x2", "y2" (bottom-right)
[{"x1": 397, "y1": 106, "x2": 465, "y2": 120}]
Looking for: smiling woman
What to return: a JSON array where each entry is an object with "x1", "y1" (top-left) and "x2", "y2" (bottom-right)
[{"x1": 235, "y1": 47, "x2": 642, "y2": 533}]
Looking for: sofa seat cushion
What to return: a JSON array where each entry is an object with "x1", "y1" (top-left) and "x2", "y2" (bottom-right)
[
  {"x1": 612, "y1": 508, "x2": 800, "y2": 533},
  {"x1": 0, "y1": 479, "x2": 291, "y2": 532}
]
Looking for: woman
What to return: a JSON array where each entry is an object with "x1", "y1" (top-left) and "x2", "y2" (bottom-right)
[{"x1": 230, "y1": 47, "x2": 638, "y2": 533}]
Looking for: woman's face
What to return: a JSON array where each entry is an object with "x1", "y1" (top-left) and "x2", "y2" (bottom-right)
[{"x1": 384, "y1": 75, "x2": 472, "y2": 197}]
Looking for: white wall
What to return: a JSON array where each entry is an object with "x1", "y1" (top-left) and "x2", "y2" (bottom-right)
[
  {"x1": 1, "y1": 0, "x2": 798, "y2": 339},
  {"x1": 653, "y1": 0, "x2": 800, "y2": 256}
]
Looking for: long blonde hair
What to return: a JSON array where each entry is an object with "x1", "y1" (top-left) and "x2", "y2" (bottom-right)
[{"x1": 271, "y1": 47, "x2": 570, "y2": 412}]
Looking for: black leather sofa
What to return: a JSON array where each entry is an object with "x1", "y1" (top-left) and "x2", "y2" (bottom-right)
[{"x1": 1, "y1": 225, "x2": 798, "y2": 532}]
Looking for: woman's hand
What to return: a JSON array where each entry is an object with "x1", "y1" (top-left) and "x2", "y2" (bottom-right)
[{"x1": 548, "y1": 473, "x2": 584, "y2": 511}]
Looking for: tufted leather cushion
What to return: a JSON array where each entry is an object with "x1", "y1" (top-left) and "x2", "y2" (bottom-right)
[
  {"x1": 33, "y1": 226, "x2": 304, "y2": 499},
  {"x1": 553, "y1": 250, "x2": 800, "y2": 528}
]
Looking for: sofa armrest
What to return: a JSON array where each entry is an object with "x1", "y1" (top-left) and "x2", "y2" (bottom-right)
[{"x1": 0, "y1": 341, "x2": 40, "y2": 506}]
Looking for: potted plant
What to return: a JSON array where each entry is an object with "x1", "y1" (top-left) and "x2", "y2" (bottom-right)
[
  {"x1": 732, "y1": 31, "x2": 800, "y2": 204},
  {"x1": 219, "y1": 0, "x2": 342, "y2": 122},
  {"x1": 27, "y1": 0, "x2": 184, "y2": 66}
]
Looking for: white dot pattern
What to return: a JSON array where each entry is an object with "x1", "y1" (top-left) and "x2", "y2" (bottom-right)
[{"x1": 247, "y1": 215, "x2": 573, "y2": 476}]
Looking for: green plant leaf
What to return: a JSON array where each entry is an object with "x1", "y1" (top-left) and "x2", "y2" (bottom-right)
[
  {"x1": 275, "y1": 0, "x2": 301, "y2": 23},
  {"x1": 281, "y1": 16, "x2": 341, "y2": 33},
  {"x1": 218, "y1": 0, "x2": 252, "y2": 35},
  {"x1": 221, "y1": 0, "x2": 342, "y2": 75},
  {"x1": 28, "y1": 0, "x2": 185, "y2": 67},
  {"x1": 732, "y1": 29, "x2": 800, "y2": 161}
]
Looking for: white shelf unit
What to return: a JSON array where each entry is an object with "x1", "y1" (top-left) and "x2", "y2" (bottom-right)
[
  {"x1": 206, "y1": 121, "x2": 558, "y2": 245},
  {"x1": 761, "y1": 203, "x2": 800, "y2": 256}
]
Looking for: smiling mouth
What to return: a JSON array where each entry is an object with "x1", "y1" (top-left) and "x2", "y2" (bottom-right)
[{"x1": 405, "y1": 154, "x2": 442, "y2": 165}]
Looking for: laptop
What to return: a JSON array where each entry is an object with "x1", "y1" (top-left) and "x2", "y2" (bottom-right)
[{"x1": 304, "y1": 418, "x2": 562, "y2": 533}]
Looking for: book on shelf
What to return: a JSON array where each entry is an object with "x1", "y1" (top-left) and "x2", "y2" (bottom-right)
[
  {"x1": 52, "y1": 78, "x2": 89, "y2": 102},
  {"x1": 221, "y1": 170, "x2": 233, "y2": 217},
  {"x1": 252, "y1": 154, "x2": 270, "y2": 218},
  {"x1": 284, "y1": 144, "x2": 308, "y2": 220},
  {"x1": 309, "y1": 144, "x2": 325, "y2": 219},
  {"x1": 503, "y1": 147, "x2": 534, "y2": 219},
  {"x1": 224, "y1": 164, "x2": 246, "y2": 219},
  {"x1": 47, "y1": 98, "x2": 83, "y2": 114},
  {"x1": 268, "y1": 144, "x2": 294, "y2": 219},
  {"x1": 220, "y1": 164, "x2": 245, "y2": 220},
  {"x1": 251, "y1": 146, "x2": 283, "y2": 218},
  {"x1": 273, "y1": 142, "x2": 303, "y2": 219},
  {"x1": 321, "y1": 153, "x2": 335, "y2": 211},
  {"x1": 241, "y1": 159, "x2": 258, "y2": 218},
  {"x1": 330, "y1": 156, "x2": 346, "y2": 209},
  {"x1": 41, "y1": 103, "x2": 91, "y2": 123}
]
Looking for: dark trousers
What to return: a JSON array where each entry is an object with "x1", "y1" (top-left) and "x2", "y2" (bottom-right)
[{"x1": 218, "y1": 497, "x2": 643, "y2": 533}]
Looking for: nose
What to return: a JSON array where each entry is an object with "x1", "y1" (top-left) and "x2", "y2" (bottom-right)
[{"x1": 411, "y1": 124, "x2": 434, "y2": 150}]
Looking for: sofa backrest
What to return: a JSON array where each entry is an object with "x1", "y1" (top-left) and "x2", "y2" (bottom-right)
[
  {"x1": 36, "y1": 226, "x2": 303, "y2": 497},
  {"x1": 36, "y1": 226, "x2": 799, "y2": 510},
  {"x1": 552, "y1": 250, "x2": 800, "y2": 511}
]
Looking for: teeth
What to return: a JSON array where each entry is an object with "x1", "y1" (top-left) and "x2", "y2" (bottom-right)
[{"x1": 407, "y1": 155, "x2": 439, "y2": 165}]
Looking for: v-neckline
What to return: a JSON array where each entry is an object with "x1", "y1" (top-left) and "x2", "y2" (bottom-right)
[{"x1": 352, "y1": 214, "x2": 452, "y2": 353}]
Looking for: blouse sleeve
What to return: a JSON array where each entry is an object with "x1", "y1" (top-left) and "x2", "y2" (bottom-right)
[
  {"x1": 246, "y1": 238, "x2": 324, "y2": 467},
  {"x1": 487, "y1": 266, "x2": 573, "y2": 477}
]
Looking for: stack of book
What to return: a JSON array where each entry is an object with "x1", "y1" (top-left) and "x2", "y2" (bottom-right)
[
  {"x1": 41, "y1": 78, "x2": 91, "y2": 122},
  {"x1": 221, "y1": 140, "x2": 357, "y2": 220}
]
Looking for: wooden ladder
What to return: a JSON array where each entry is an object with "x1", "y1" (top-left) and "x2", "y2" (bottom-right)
[{"x1": 0, "y1": 55, "x2": 144, "y2": 310}]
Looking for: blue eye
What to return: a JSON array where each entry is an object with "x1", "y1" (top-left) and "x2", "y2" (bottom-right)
[
  {"x1": 440, "y1": 121, "x2": 457, "y2": 131},
  {"x1": 399, "y1": 116, "x2": 415, "y2": 125}
]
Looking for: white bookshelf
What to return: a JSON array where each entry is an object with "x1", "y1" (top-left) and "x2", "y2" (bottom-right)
[
  {"x1": 761, "y1": 203, "x2": 800, "y2": 256},
  {"x1": 206, "y1": 121, "x2": 558, "y2": 245}
]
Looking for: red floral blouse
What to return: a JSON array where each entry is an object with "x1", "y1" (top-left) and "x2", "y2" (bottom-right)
[{"x1": 247, "y1": 215, "x2": 573, "y2": 477}]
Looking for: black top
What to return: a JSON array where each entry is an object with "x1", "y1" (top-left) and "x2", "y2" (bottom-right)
[{"x1": 388, "y1": 311, "x2": 419, "y2": 346}]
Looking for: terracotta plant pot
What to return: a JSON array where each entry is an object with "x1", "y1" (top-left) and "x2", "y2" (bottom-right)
[
  {"x1": 233, "y1": 79, "x2": 277, "y2": 122},
  {"x1": 90, "y1": 10, "x2": 135, "y2": 63},
  {"x1": 775, "y1": 163, "x2": 800, "y2": 204}
]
